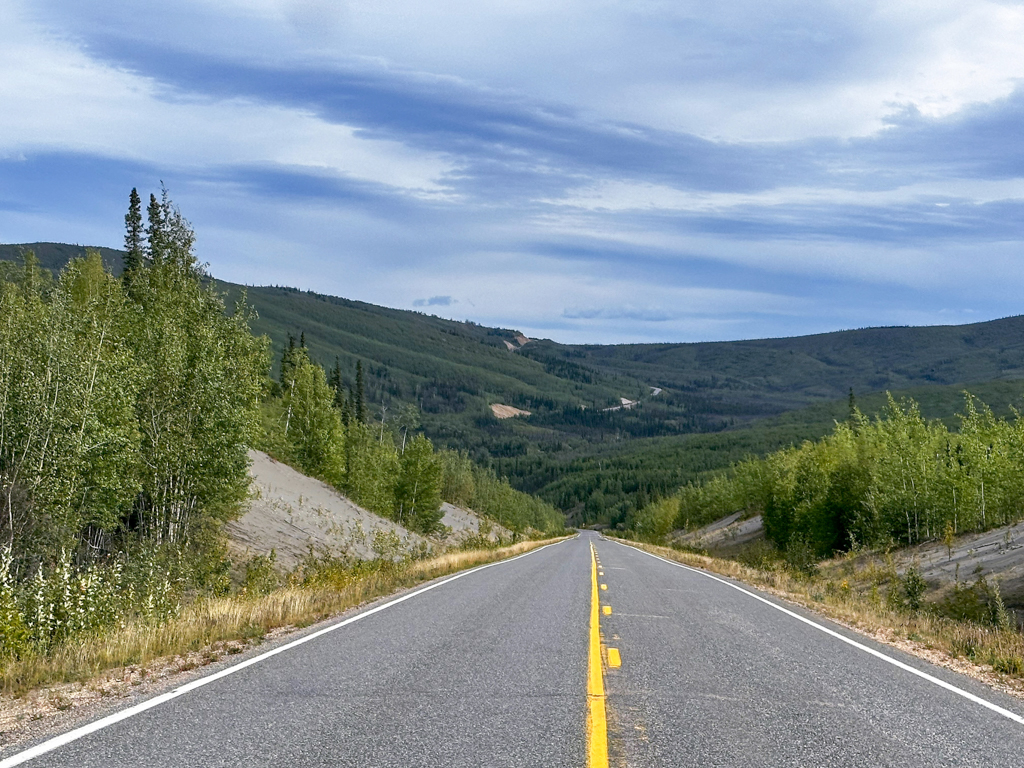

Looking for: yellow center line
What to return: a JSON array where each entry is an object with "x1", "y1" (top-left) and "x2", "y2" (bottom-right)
[
  {"x1": 588, "y1": 542, "x2": 609, "y2": 768},
  {"x1": 607, "y1": 648, "x2": 621, "y2": 668}
]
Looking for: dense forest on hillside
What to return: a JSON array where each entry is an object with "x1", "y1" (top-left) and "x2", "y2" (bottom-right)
[{"x1": 6, "y1": 241, "x2": 1024, "y2": 528}]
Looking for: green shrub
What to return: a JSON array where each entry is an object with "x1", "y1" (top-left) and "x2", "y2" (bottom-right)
[
  {"x1": 903, "y1": 566, "x2": 927, "y2": 611},
  {"x1": 241, "y1": 551, "x2": 280, "y2": 597}
]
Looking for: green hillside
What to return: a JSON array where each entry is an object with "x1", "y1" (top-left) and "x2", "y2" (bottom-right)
[
  {"x1": 6, "y1": 242, "x2": 1024, "y2": 525},
  {"x1": 513, "y1": 377, "x2": 1024, "y2": 525},
  {"x1": 525, "y1": 318, "x2": 1024, "y2": 413}
]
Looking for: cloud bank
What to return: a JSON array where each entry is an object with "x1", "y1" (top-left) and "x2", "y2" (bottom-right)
[{"x1": 1, "y1": 0, "x2": 1022, "y2": 342}]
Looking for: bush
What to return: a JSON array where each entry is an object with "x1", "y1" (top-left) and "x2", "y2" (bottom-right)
[
  {"x1": 241, "y1": 551, "x2": 280, "y2": 597},
  {"x1": 903, "y1": 566, "x2": 927, "y2": 611}
]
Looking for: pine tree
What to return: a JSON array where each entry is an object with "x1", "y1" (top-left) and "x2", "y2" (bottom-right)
[
  {"x1": 355, "y1": 360, "x2": 366, "y2": 423},
  {"x1": 344, "y1": 388, "x2": 355, "y2": 428},
  {"x1": 123, "y1": 188, "x2": 144, "y2": 284},
  {"x1": 328, "y1": 357, "x2": 347, "y2": 411},
  {"x1": 145, "y1": 193, "x2": 164, "y2": 263},
  {"x1": 280, "y1": 334, "x2": 297, "y2": 387}
]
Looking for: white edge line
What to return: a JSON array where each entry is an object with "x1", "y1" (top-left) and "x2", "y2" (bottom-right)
[
  {"x1": 606, "y1": 537, "x2": 1024, "y2": 728},
  {"x1": 0, "y1": 539, "x2": 568, "y2": 767}
]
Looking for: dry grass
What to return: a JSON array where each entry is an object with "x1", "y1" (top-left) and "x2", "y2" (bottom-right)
[
  {"x1": 615, "y1": 539, "x2": 1024, "y2": 699},
  {"x1": 0, "y1": 538, "x2": 565, "y2": 699}
]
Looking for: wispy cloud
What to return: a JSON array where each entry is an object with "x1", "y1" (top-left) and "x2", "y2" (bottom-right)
[
  {"x1": 413, "y1": 295, "x2": 454, "y2": 307},
  {"x1": 1, "y1": 0, "x2": 1023, "y2": 343}
]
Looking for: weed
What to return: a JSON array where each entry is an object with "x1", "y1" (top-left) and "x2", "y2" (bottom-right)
[
  {"x1": 992, "y1": 655, "x2": 1024, "y2": 675},
  {"x1": 903, "y1": 566, "x2": 927, "y2": 611}
]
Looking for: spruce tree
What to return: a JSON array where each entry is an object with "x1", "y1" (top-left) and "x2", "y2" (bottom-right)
[
  {"x1": 145, "y1": 193, "x2": 164, "y2": 263},
  {"x1": 355, "y1": 360, "x2": 366, "y2": 424},
  {"x1": 123, "y1": 188, "x2": 143, "y2": 283},
  {"x1": 280, "y1": 334, "x2": 297, "y2": 387},
  {"x1": 328, "y1": 357, "x2": 347, "y2": 411}
]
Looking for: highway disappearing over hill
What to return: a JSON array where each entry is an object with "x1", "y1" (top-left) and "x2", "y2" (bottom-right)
[{"x1": 6, "y1": 534, "x2": 1024, "y2": 767}]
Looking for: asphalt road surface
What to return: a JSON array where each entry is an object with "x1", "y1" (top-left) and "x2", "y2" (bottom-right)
[{"x1": 6, "y1": 533, "x2": 1024, "y2": 767}]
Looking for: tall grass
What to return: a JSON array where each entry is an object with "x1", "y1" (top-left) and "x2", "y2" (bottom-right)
[{"x1": 1, "y1": 538, "x2": 564, "y2": 696}]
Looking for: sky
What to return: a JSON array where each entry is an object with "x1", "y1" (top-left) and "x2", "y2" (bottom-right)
[{"x1": 1, "y1": 1, "x2": 1023, "y2": 344}]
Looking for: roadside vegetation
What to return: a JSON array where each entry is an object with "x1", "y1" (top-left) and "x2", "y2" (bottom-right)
[
  {"x1": 0, "y1": 189, "x2": 565, "y2": 693},
  {"x1": 259, "y1": 339, "x2": 564, "y2": 536},
  {"x1": 1, "y1": 538, "x2": 563, "y2": 697},
  {"x1": 13, "y1": 241, "x2": 1024, "y2": 532},
  {"x1": 628, "y1": 392, "x2": 1024, "y2": 558},
  {"x1": 616, "y1": 390, "x2": 1024, "y2": 683}
]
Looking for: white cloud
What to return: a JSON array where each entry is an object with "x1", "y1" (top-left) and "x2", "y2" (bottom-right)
[
  {"x1": 0, "y1": 2, "x2": 452, "y2": 192},
  {"x1": 112, "y1": 0, "x2": 1024, "y2": 141},
  {"x1": 548, "y1": 177, "x2": 1024, "y2": 214},
  {"x1": 6, "y1": 0, "x2": 1024, "y2": 345}
]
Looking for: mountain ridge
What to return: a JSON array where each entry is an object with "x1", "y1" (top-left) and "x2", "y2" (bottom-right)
[{"x1": 6, "y1": 241, "x2": 1024, "y2": 524}]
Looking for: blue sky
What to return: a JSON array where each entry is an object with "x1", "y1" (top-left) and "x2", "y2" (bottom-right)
[{"x1": 1, "y1": 1, "x2": 1023, "y2": 343}]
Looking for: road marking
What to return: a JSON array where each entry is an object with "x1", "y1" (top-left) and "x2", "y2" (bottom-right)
[
  {"x1": 603, "y1": 605, "x2": 612, "y2": 616},
  {"x1": 588, "y1": 542, "x2": 609, "y2": 768},
  {"x1": 600, "y1": 583, "x2": 608, "y2": 590},
  {"x1": 615, "y1": 540, "x2": 1024, "y2": 728},
  {"x1": 0, "y1": 540, "x2": 570, "y2": 768},
  {"x1": 607, "y1": 648, "x2": 622, "y2": 668}
]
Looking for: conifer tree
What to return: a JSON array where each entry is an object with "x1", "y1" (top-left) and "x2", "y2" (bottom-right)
[
  {"x1": 123, "y1": 188, "x2": 144, "y2": 283},
  {"x1": 328, "y1": 357, "x2": 347, "y2": 411},
  {"x1": 355, "y1": 360, "x2": 366, "y2": 423},
  {"x1": 145, "y1": 193, "x2": 164, "y2": 263},
  {"x1": 280, "y1": 334, "x2": 297, "y2": 387}
]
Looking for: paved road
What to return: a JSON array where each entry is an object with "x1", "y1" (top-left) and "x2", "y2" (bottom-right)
[
  {"x1": 7, "y1": 533, "x2": 1024, "y2": 767},
  {"x1": 594, "y1": 536, "x2": 1024, "y2": 767}
]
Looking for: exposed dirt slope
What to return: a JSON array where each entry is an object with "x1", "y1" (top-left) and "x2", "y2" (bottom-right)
[
  {"x1": 490, "y1": 403, "x2": 531, "y2": 418},
  {"x1": 226, "y1": 451, "x2": 428, "y2": 569},
  {"x1": 896, "y1": 521, "x2": 1024, "y2": 613},
  {"x1": 673, "y1": 512, "x2": 1024, "y2": 615},
  {"x1": 441, "y1": 503, "x2": 513, "y2": 542},
  {"x1": 227, "y1": 452, "x2": 510, "y2": 570},
  {"x1": 670, "y1": 513, "x2": 765, "y2": 555}
]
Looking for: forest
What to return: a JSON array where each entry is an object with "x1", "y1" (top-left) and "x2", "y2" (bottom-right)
[
  {"x1": 13, "y1": 241, "x2": 1024, "y2": 529},
  {"x1": 0, "y1": 190, "x2": 562, "y2": 664},
  {"x1": 629, "y1": 392, "x2": 1024, "y2": 561}
]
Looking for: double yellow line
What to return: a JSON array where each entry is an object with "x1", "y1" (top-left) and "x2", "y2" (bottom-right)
[{"x1": 587, "y1": 542, "x2": 609, "y2": 768}]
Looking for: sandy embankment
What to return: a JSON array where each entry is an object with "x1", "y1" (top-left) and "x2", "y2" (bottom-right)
[
  {"x1": 672, "y1": 512, "x2": 1024, "y2": 616},
  {"x1": 490, "y1": 403, "x2": 531, "y2": 419},
  {"x1": 441, "y1": 502, "x2": 513, "y2": 541},
  {"x1": 225, "y1": 451, "x2": 425, "y2": 569},
  {"x1": 226, "y1": 451, "x2": 511, "y2": 570}
]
